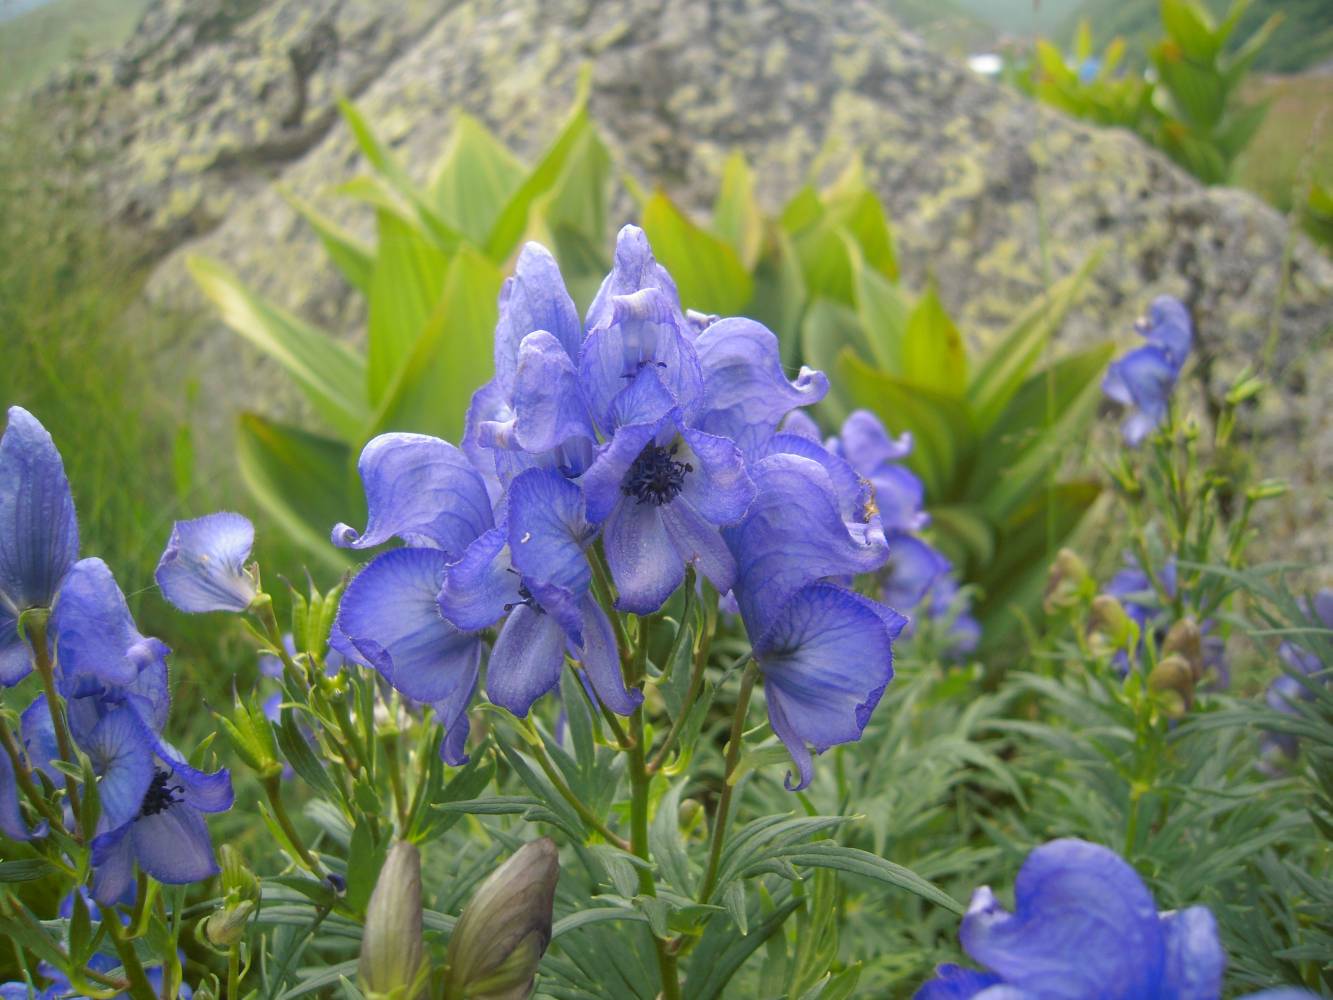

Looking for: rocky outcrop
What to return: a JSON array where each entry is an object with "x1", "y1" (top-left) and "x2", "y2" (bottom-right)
[{"x1": 36, "y1": 0, "x2": 1333, "y2": 561}]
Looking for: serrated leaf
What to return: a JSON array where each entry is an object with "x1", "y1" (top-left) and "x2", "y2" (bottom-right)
[{"x1": 188, "y1": 257, "x2": 368, "y2": 439}]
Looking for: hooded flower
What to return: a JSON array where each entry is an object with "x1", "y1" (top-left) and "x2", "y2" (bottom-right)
[
  {"x1": 829, "y1": 410, "x2": 927, "y2": 535},
  {"x1": 1102, "y1": 296, "x2": 1193, "y2": 447},
  {"x1": 155, "y1": 512, "x2": 257, "y2": 613},
  {"x1": 914, "y1": 838, "x2": 1225, "y2": 1000},
  {"x1": 724, "y1": 453, "x2": 901, "y2": 789},
  {"x1": 0, "y1": 406, "x2": 79, "y2": 686}
]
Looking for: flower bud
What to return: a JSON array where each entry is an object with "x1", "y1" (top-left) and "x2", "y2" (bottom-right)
[
  {"x1": 205, "y1": 899, "x2": 256, "y2": 948},
  {"x1": 360, "y1": 841, "x2": 427, "y2": 1000},
  {"x1": 1162, "y1": 619, "x2": 1203, "y2": 680},
  {"x1": 1043, "y1": 549, "x2": 1092, "y2": 614},
  {"x1": 215, "y1": 694, "x2": 282, "y2": 780},
  {"x1": 445, "y1": 838, "x2": 559, "y2": 1000},
  {"x1": 1089, "y1": 595, "x2": 1136, "y2": 651},
  {"x1": 1149, "y1": 654, "x2": 1195, "y2": 718}
]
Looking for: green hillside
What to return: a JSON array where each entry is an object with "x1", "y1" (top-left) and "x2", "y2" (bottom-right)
[{"x1": 0, "y1": 0, "x2": 152, "y2": 98}]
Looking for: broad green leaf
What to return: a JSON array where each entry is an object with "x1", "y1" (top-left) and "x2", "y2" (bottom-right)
[
  {"x1": 801, "y1": 299, "x2": 864, "y2": 423},
  {"x1": 188, "y1": 257, "x2": 369, "y2": 440},
  {"x1": 711, "y1": 151, "x2": 763, "y2": 270},
  {"x1": 1160, "y1": 0, "x2": 1221, "y2": 63},
  {"x1": 282, "y1": 190, "x2": 374, "y2": 294},
  {"x1": 429, "y1": 113, "x2": 525, "y2": 246},
  {"x1": 976, "y1": 481, "x2": 1101, "y2": 648},
  {"x1": 968, "y1": 342, "x2": 1115, "y2": 516},
  {"x1": 928, "y1": 504, "x2": 997, "y2": 575},
  {"x1": 527, "y1": 124, "x2": 612, "y2": 261},
  {"x1": 236, "y1": 413, "x2": 359, "y2": 569},
  {"x1": 851, "y1": 249, "x2": 910, "y2": 374},
  {"x1": 837, "y1": 350, "x2": 975, "y2": 500},
  {"x1": 747, "y1": 226, "x2": 808, "y2": 372},
  {"x1": 1074, "y1": 19, "x2": 1093, "y2": 63},
  {"x1": 641, "y1": 191, "x2": 753, "y2": 315},
  {"x1": 366, "y1": 210, "x2": 450, "y2": 404},
  {"x1": 968, "y1": 251, "x2": 1101, "y2": 432},
  {"x1": 364, "y1": 246, "x2": 502, "y2": 443},
  {"x1": 821, "y1": 159, "x2": 897, "y2": 281},
  {"x1": 780, "y1": 184, "x2": 823, "y2": 233},
  {"x1": 793, "y1": 222, "x2": 856, "y2": 305},
  {"x1": 337, "y1": 99, "x2": 461, "y2": 251},
  {"x1": 901, "y1": 282, "x2": 966, "y2": 397}
]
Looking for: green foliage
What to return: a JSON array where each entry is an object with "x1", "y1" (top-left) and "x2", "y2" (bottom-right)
[
  {"x1": 640, "y1": 161, "x2": 1110, "y2": 647},
  {"x1": 192, "y1": 83, "x2": 612, "y2": 565},
  {"x1": 1014, "y1": 1, "x2": 1281, "y2": 185}
]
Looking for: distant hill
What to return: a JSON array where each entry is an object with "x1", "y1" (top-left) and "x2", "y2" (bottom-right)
[
  {"x1": 1059, "y1": 0, "x2": 1333, "y2": 74},
  {"x1": 0, "y1": 0, "x2": 152, "y2": 98}
]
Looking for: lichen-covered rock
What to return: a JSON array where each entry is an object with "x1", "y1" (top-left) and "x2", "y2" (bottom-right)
[{"x1": 44, "y1": 0, "x2": 1333, "y2": 562}]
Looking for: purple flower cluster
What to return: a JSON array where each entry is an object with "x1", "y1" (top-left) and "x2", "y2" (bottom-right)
[
  {"x1": 0, "y1": 408, "x2": 234, "y2": 903},
  {"x1": 1103, "y1": 554, "x2": 1228, "y2": 684},
  {"x1": 329, "y1": 226, "x2": 910, "y2": 788},
  {"x1": 1102, "y1": 296, "x2": 1193, "y2": 447}
]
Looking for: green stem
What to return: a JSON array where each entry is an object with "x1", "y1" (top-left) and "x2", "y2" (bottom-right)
[
  {"x1": 531, "y1": 734, "x2": 629, "y2": 850},
  {"x1": 227, "y1": 943, "x2": 240, "y2": 1000},
  {"x1": 0, "y1": 715, "x2": 65, "y2": 829},
  {"x1": 263, "y1": 776, "x2": 327, "y2": 880},
  {"x1": 588, "y1": 548, "x2": 632, "y2": 661},
  {"x1": 103, "y1": 911, "x2": 158, "y2": 1000},
  {"x1": 383, "y1": 730, "x2": 408, "y2": 831},
  {"x1": 699, "y1": 660, "x2": 759, "y2": 904},
  {"x1": 26, "y1": 615, "x2": 82, "y2": 833}
]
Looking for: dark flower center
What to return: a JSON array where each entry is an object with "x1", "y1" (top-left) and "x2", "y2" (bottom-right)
[
  {"x1": 503, "y1": 572, "x2": 546, "y2": 615},
  {"x1": 622, "y1": 443, "x2": 692, "y2": 506},
  {"x1": 140, "y1": 768, "x2": 185, "y2": 817}
]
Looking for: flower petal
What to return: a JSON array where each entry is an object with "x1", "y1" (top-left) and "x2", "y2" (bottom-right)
[
  {"x1": 724, "y1": 454, "x2": 889, "y2": 641},
  {"x1": 882, "y1": 534, "x2": 953, "y2": 611},
  {"x1": 0, "y1": 599, "x2": 31, "y2": 686},
  {"x1": 507, "y1": 468, "x2": 593, "y2": 602},
  {"x1": 332, "y1": 434, "x2": 493, "y2": 556},
  {"x1": 693, "y1": 317, "x2": 827, "y2": 451},
  {"x1": 493, "y1": 242, "x2": 583, "y2": 397},
  {"x1": 0, "y1": 746, "x2": 45, "y2": 842},
  {"x1": 1159, "y1": 906, "x2": 1225, "y2": 1000},
  {"x1": 485, "y1": 605, "x2": 567, "y2": 717},
  {"x1": 0, "y1": 406, "x2": 79, "y2": 614},
  {"x1": 21, "y1": 696, "x2": 60, "y2": 783},
  {"x1": 437, "y1": 527, "x2": 520, "y2": 632},
  {"x1": 659, "y1": 499, "x2": 738, "y2": 595},
  {"x1": 958, "y1": 838, "x2": 1166, "y2": 999},
  {"x1": 677, "y1": 427, "x2": 754, "y2": 526},
  {"x1": 154, "y1": 512, "x2": 256, "y2": 613},
  {"x1": 482, "y1": 330, "x2": 596, "y2": 469},
  {"x1": 835, "y1": 410, "x2": 913, "y2": 475},
  {"x1": 52, "y1": 558, "x2": 161, "y2": 689},
  {"x1": 911, "y1": 963, "x2": 1004, "y2": 1000},
  {"x1": 337, "y1": 549, "x2": 482, "y2": 704},
  {"x1": 579, "y1": 419, "x2": 662, "y2": 525},
  {"x1": 585, "y1": 225, "x2": 682, "y2": 333},
  {"x1": 432, "y1": 647, "x2": 479, "y2": 767},
  {"x1": 758, "y1": 583, "x2": 904, "y2": 790},
  {"x1": 83, "y1": 708, "x2": 155, "y2": 830},
  {"x1": 603, "y1": 499, "x2": 683, "y2": 615},
  {"x1": 575, "y1": 595, "x2": 642, "y2": 716},
  {"x1": 130, "y1": 803, "x2": 220, "y2": 884},
  {"x1": 1138, "y1": 296, "x2": 1191, "y2": 370},
  {"x1": 90, "y1": 823, "x2": 136, "y2": 906}
]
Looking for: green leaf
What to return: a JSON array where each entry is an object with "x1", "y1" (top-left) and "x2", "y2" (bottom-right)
[
  {"x1": 639, "y1": 191, "x2": 753, "y2": 315},
  {"x1": 746, "y1": 227, "x2": 807, "y2": 371},
  {"x1": 188, "y1": 256, "x2": 369, "y2": 440},
  {"x1": 968, "y1": 252, "x2": 1100, "y2": 432},
  {"x1": 429, "y1": 113, "x2": 526, "y2": 246},
  {"x1": 282, "y1": 190, "x2": 374, "y2": 294},
  {"x1": 902, "y1": 282, "x2": 967, "y2": 397},
  {"x1": 649, "y1": 780, "x2": 694, "y2": 895},
  {"x1": 278, "y1": 706, "x2": 342, "y2": 801},
  {"x1": 780, "y1": 842, "x2": 963, "y2": 914},
  {"x1": 801, "y1": 299, "x2": 865, "y2": 424},
  {"x1": 344, "y1": 815, "x2": 388, "y2": 915},
  {"x1": 364, "y1": 246, "x2": 502, "y2": 442},
  {"x1": 975, "y1": 343, "x2": 1114, "y2": 523},
  {"x1": 928, "y1": 504, "x2": 997, "y2": 575},
  {"x1": 851, "y1": 252, "x2": 910, "y2": 374},
  {"x1": 837, "y1": 350, "x2": 975, "y2": 500},
  {"x1": 0, "y1": 859, "x2": 55, "y2": 882},
  {"x1": 236, "y1": 414, "x2": 360, "y2": 569},
  {"x1": 1160, "y1": 0, "x2": 1221, "y2": 62},
  {"x1": 711, "y1": 151, "x2": 763, "y2": 270},
  {"x1": 366, "y1": 211, "x2": 450, "y2": 404}
]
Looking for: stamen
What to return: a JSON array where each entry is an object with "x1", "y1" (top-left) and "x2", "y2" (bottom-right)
[
  {"x1": 140, "y1": 768, "x2": 185, "y2": 817},
  {"x1": 621, "y1": 443, "x2": 692, "y2": 506}
]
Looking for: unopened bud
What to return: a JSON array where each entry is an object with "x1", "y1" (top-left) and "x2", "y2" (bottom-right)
[
  {"x1": 445, "y1": 838, "x2": 559, "y2": 1000},
  {"x1": 1089, "y1": 595, "x2": 1135, "y2": 650},
  {"x1": 1149, "y1": 654, "x2": 1195, "y2": 718},
  {"x1": 1162, "y1": 619, "x2": 1203, "y2": 680},
  {"x1": 205, "y1": 899, "x2": 256, "y2": 948},
  {"x1": 1044, "y1": 549, "x2": 1092, "y2": 614},
  {"x1": 360, "y1": 841, "x2": 427, "y2": 1000}
]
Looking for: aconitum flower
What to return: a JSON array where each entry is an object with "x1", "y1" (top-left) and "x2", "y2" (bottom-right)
[
  {"x1": 1260, "y1": 589, "x2": 1330, "y2": 761},
  {"x1": 914, "y1": 838, "x2": 1226, "y2": 999},
  {"x1": 0, "y1": 406, "x2": 79, "y2": 686},
  {"x1": 724, "y1": 453, "x2": 901, "y2": 789},
  {"x1": 829, "y1": 409, "x2": 927, "y2": 534},
  {"x1": 0, "y1": 742, "x2": 46, "y2": 842},
  {"x1": 155, "y1": 512, "x2": 257, "y2": 613},
  {"x1": 87, "y1": 706, "x2": 233, "y2": 905},
  {"x1": 1102, "y1": 295, "x2": 1192, "y2": 446}
]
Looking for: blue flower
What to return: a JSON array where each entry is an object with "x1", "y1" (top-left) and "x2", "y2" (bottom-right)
[
  {"x1": 914, "y1": 838, "x2": 1226, "y2": 1000},
  {"x1": 0, "y1": 738, "x2": 47, "y2": 842},
  {"x1": 830, "y1": 410, "x2": 927, "y2": 534},
  {"x1": 0, "y1": 406, "x2": 79, "y2": 686},
  {"x1": 1102, "y1": 296, "x2": 1192, "y2": 446},
  {"x1": 85, "y1": 706, "x2": 233, "y2": 905},
  {"x1": 1261, "y1": 588, "x2": 1330, "y2": 761},
  {"x1": 724, "y1": 453, "x2": 901, "y2": 789},
  {"x1": 155, "y1": 512, "x2": 257, "y2": 613}
]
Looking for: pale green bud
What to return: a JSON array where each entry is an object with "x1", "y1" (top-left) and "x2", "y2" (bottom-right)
[
  {"x1": 1043, "y1": 548, "x2": 1092, "y2": 614},
  {"x1": 1090, "y1": 595, "x2": 1136, "y2": 650},
  {"x1": 360, "y1": 841, "x2": 427, "y2": 1000},
  {"x1": 445, "y1": 838, "x2": 560, "y2": 1000},
  {"x1": 1162, "y1": 619, "x2": 1203, "y2": 680},
  {"x1": 1149, "y1": 654, "x2": 1195, "y2": 718}
]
